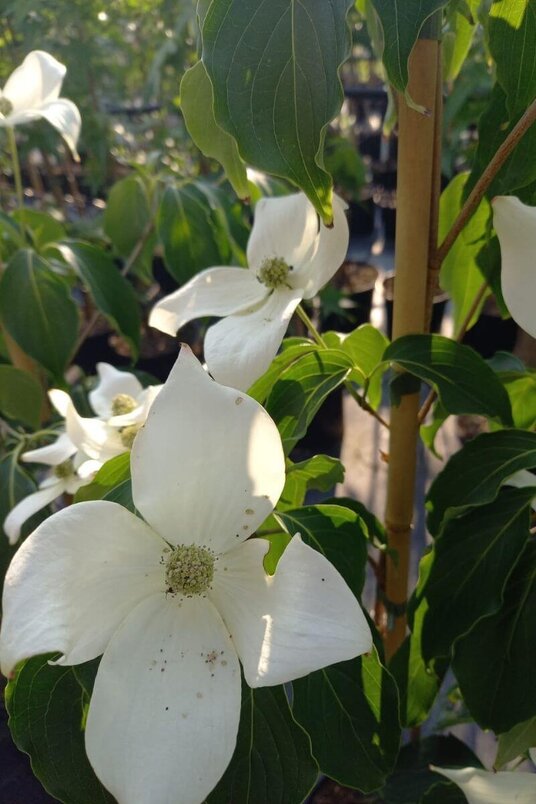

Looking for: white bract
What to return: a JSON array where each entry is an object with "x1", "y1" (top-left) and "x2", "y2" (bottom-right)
[
  {"x1": 0, "y1": 50, "x2": 81, "y2": 157},
  {"x1": 3, "y1": 433, "x2": 100, "y2": 545},
  {"x1": 432, "y1": 765, "x2": 536, "y2": 803},
  {"x1": 149, "y1": 192, "x2": 349, "y2": 390},
  {"x1": 492, "y1": 196, "x2": 536, "y2": 339},
  {"x1": 3, "y1": 364, "x2": 161, "y2": 544},
  {"x1": 0, "y1": 346, "x2": 372, "y2": 804}
]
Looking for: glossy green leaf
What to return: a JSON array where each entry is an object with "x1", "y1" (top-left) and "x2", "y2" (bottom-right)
[
  {"x1": 489, "y1": 0, "x2": 536, "y2": 117},
  {"x1": 453, "y1": 541, "x2": 536, "y2": 732},
  {"x1": 468, "y1": 83, "x2": 536, "y2": 196},
  {"x1": 55, "y1": 241, "x2": 141, "y2": 358},
  {"x1": 384, "y1": 335, "x2": 513, "y2": 425},
  {"x1": 5, "y1": 655, "x2": 114, "y2": 804},
  {"x1": 265, "y1": 349, "x2": 353, "y2": 453},
  {"x1": 104, "y1": 175, "x2": 151, "y2": 258},
  {"x1": 247, "y1": 340, "x2": 318, "y2": 404},
  {"x1": 292, "y1": 647, "x2": 400, "y2": 792},
  {"x1": 275, "y1": 503, "x2": 369, "y2": 597},
  {"x1": 202, "y1": 0, "x2": 354, "y2": 223},
  {"x1": 0, "y1": 365, "x2": 43, "y2": 429},
  {"x1": 181, "y1": 62, "x2": 249, "y2": 199},
  {"x1": 420, "y1": 487, "x2": 535, "y2": 661},
  {"x1": 335, "y1": 324, "x2": 389, "y2": 408},
  {"x1": 74, "y1": 453, "x2": 131, "y2": 503},
  {"x1": 157, "y1": 183, "x2": 231, "y2": 285},
  {"x1": 206, "y1": 681, "x2": 317, "y2": 804},
  {"x1": 278, "y1": 455, "x2": 345, "y2": 510},
  {"x1": 496, "y1": 716, "x2": 536, "y2": 768},
  {"x1": 13, "y1": 209, "x2": 66, "y2": 251},
  {"x1": 0, "y1": 250, "x2": 78, "y2": 379},
  {"x1": 496, "y1": 370, "x2": 536, "y2": 431},
  {"x1": 381, "y1": 734, "x2": 482, "y2": 804},
  {"x1": 426, "y1": 429, "x2": 536, "y2": 535},
  {"x1": 369, "y1": 0, "x2": 446, "y2": 109},
  {"x1": 442, "y1": 0, "x2": 479, "y2": 82},
  {"x1": 438, "y1": 173, "x2": 491, "y2": 332}
]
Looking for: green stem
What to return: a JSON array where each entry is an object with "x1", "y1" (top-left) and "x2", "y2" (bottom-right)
[
  {"x1": 295, "y1": 304, "x2": 389, "y2": 430},
  {"x1": 7, "y1": 126, "x2": 26, "y2": 240}
]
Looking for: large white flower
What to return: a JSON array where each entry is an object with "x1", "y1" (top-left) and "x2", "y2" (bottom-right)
[
  {"x1": 492, "y1": 196, "x2": 536, "y2": 339},
  {"x1": 0, "y1": 346, "x2": 372, "y2": 804},
  {"x1": 432, "y1": 765, "x2": 536, "y2": 803},
  {"x1": 0, "y1": 50, "x2": 81, "y2": 157},
  {"x1": 149, "y1": 192, "x2": 349, "y2": 390},
  {"x1": 3, "y1": 433, "x2": 101, "y2": 545}
]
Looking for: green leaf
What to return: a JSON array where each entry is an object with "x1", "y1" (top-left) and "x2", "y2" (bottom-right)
[
  {"x1": 275, "y1": 504, "x2": 369, "y2": 597},
  {"x1": 496, "y1": 370, "x2": 536, "y2": 430},
  {"x1": 384, "y1": 335, "x2": 513, "y2": 424},
  {"x1": 369, "y1": 0, "x2": 446, "y2": 109},
  {"x1": 5, "y1": 655, "x2": 114, "y2": 804},
  {"x1": 292, "y1": 647, "x2": 400, "y2": 792},
  {"x1": 496, "y1": 716, "x2": 536, "y2": 768},
  {"x1": 157, "y1": 183, "x2": 231, "y2": 285},
  {"x1": 278, "y1": 454, "x2": 345, "y2": 510},
  {"x1": 438, "y1": 173, "x2": 490, "y2": 332},
  {"x1": 381, "y1": 734, "x2": 482, "y2": 804},
  {"x1": 74, "y1": 453, "x2": 131, "y2": 503},
  {"x1": 489, "y1": 0, "x2": 536, "y2": 117},
  {"x1": 0, "y1": 249, "x2": 78, "y2": 378},
  {"x1": 453, "y1": 541, "x2": 536, "y2": 732},
  {"x1": 426, "y1": 429, "x2": 536, "y2": 535},
  {"x1": 333, "y1": 495, "x2": 387, "y2": 547},
  {"x1": 0, "y1": 365, "x2": 43, "y2": 428},
  {"x1": 420, "y1": 487, "x2": 535, "y2": 661},
  {"x1": 206, "y1": 681, "x2": 317, "y2": 803},
  {"x1": 442, "y1": 0, "x2": 479, "y2": 82},
  {"x1": 265, "y1": 348, "x2": 353, "y2": 454},
  {"x1": 390, "y1": 555, "x2": 447, "y2": 728},
  {"x1": 247, "y1": 340, "x2": 318, "y2": 404},
  {"x1": 468, "y1": 83, "x2": 536, "y2": 196},
  {"x1": 13, "y1": 209, "x2": 66, "y2": 251},
  {"x1": 104, "y1": 175, "x2": 151, "y2": 259},
  {"x1": 336, "y1": 324, "x2": 389, "y2": 408},
  {"x1": 181, "y1": 62, "x2": 249, "y2": 199},
  {"x1": 202, "y1": 0, "x2": 354, "y2": 223},
  {"x1": 55, "y1": 241, "x2": 141, "y2": 358}
]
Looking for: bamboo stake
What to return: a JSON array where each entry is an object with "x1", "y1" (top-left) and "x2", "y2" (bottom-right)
[{"x1": 382, "y1": 33, "x2": 442, "y2": 659}]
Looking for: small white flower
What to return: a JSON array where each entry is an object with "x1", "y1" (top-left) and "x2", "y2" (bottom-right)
[
  {"x1": 3, "y1": 432, "x2": 101, "y2": 545},
  {"x1": 431, "y1": 765, "x2": 536, "y2": 803},
  {"x1": 0, "y1": 346, "x2": 372, "y2": 804},
  {"x1": 149, "y1": 192, "x2": 349, "y2": 390},
  {"x1": 492, "y1": 196, "x2": 536, "y2": 339},
  {"x1": 0, "y1": 50, "x2": 81, "y2": 157}
]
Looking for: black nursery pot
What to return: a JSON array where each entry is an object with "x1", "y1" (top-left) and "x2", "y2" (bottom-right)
[
  {"x1": 322, "y1": 261, "x2": 379, "y2": 334},
  {"x1": 383, "y1": 274, "x2": 449, "y2": 339},
  {"x1": 462, "y1": 296, "x2": 519, "y2": 358}
]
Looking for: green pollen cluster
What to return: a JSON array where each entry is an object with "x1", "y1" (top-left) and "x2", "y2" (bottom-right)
[
  {"x1": 165, "y1": 544, "x2": 215, "y2": 596},
  {"x1": 111, "y1": 393, "x2": 138, "y2": 416},
  {"x1": 53, "y1": 459, "x2": 74, "y2": 479},
  {"x1": 0, "y1": 98, "x2": 13, "y2": 116},
  {"x1": 257, "y1": 257, "x2": 291, "y2": 289},
  {"x1": 120, "y1": 424, "x2": 140, "y2": 449}
]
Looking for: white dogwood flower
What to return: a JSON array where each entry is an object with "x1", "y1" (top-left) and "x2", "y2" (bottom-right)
[
  {"x1": 0, "y1": 50, "x2": 81, "y2": 156},
  {"x1": 0, "y1": 346, "x2": 372, "y2": 804},
  {"x1": 149, "y1": 192, "x2": 349, "y2": 390},
  {"x1": 492, "y1": 196, "x2": 536, "y2": 339},
  {"x1": 432, "y1": 765, "x2": 536, "y2": 803},
  {"x1": 3, "y1": 432, "x2": 101, "y2": 545}
]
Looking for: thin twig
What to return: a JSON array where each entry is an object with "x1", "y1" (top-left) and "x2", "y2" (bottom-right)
[
  {"x1": 434, "y1": 97, "x2": 536, "y2": 268},
  {"x1": 72, "y1": 219, "x2": 155, "y2": 357}
]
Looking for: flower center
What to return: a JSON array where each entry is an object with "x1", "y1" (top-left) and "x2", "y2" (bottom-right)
[
  {"x1": 165, "y1": 544, "x2": 215, "y2": 596},
  {"x1": 120, "y1": 424, "x2": 140, "y2": 449},
  {"x1": 111, "y1": 393, "x2": 138, "y2": 416},
  {"x1": 53, "y1": 459, "x2": 74, "y2": 479},
  {"x1": 257, "y1": 257, "x2": 291, "y2": 289},
  {"x1": 0, "y1": 97, "x2": 13, "y2": 116}
]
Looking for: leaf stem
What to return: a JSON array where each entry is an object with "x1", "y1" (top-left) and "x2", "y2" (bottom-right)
[
  {"x1": 434, "y1": 97, "x2": 536, "y2": 269},
  {"x1": 7, "y1": 126, "x2": 26, "y2": 241},
  {"x1": 296, "y1": 304, "x2": 389, "y2": 429}
]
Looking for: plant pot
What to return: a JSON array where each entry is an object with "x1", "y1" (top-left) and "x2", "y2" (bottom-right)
[
  {"x1": 322, "y1": 262, "x2": 379, "y2": 334},
  {"x1": 461, "y1": 295, "x2": 518, "y2": 358},
  {"x1": 383, "y1": 274, "x2": 449, "y2": 339}
]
